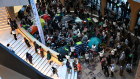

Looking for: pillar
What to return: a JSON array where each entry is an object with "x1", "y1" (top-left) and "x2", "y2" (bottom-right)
[
  {"x1": 101, "y1": 0, "x2": 107, "y2": 17},
  {"x1": 29, "y1": 0, "x2": 45, "y2": 45},
  {"x1": 128, "y1": 0, "x2": 140, "y2": 32}
]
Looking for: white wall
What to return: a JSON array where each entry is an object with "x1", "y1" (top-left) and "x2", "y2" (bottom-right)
[{"x1": 0, "y1": 0, "x2": 29, "y2": 7}]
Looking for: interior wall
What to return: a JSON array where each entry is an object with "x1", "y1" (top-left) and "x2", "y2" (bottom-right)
[{"x1": 0, "y1": 0, "x2": 29, "y2": 7}]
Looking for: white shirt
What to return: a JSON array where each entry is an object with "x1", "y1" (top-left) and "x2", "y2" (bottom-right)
[
  {"x1": 110, "y1": 64, "x2": 115, "y2": 72},
  {"x1": 111, "y1": 50, "x2": 115, "y2": 55},
  {"x1": 99, "y1": 50, "x2": 104, "y2": 57},
  {"x1": 70, "y1": 47, "x2": 75, "y2": 52},
  {"x1": 92, "y1": 45, "x2": 96, "y2": 51},
  {"x1": 65, "y1": 55, "x2": 70, "y2": 60},
  {"x1": 12, "y1": 30, "x2": 16, "y2": 34}
]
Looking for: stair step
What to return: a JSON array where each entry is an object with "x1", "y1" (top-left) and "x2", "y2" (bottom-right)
[
  {"x1": 35, "y1": 57, "x2": 47, "y2": 69},
  {"x1": 15, "y1": 43, "x2": 26, "y2": 54},
  {"x1": 47, "y1": 64, "x2": 59, "y2": 77},
  {"x1": 33, "y1": 55, "x2": 43, "y2": 67},
  {"x1": 0, "y1": 12, "x2": 7, "y2": 14},
  {"x1": 0, "y1": 13, "x2": 7, "y2": 16},
  {"x1": 11, "y1": 35, "x2": 23, "y2": 47},
  {"x1": 9, "y1": 34, "x2": 21, "y2": 46},
  {"x1": 32, "y1": 53, "x2": 41, "y2": 63},
  {"x1": 0, "y1": 22, "x2": 8, "y2": 25},
  {"x1": 22, "y1": 48, "x2": 35, "y2": 60},
  {"x1": 13, "y1": 41, "x2": 24, "y2": 51},
  {"x1": 0, "y1": 20, "x2": 8, "y2": 23},
  {"x1": 0, "y1": 18, "x2": 8, "y2": 22},
  {"x1": 12, "y1": 37, "x2": 24, "y2": 50},
  {"x1": 41, "y1": 61, "x2": 53, "y2": 73},
  {"x1": 38, "y1": 60, "x2": 49, "y2": 71},
  {"x1": 17, "y1": 45, "x2": 28, "y2": 56},
  {"x1": 0, "y1": 25, "x2": 10, "y2": 29},
  {"x1": 19, "y1": 46, "x2": 32, "y2": 58},
  {"x1": 0, "y1": 27, "x2": 10, "y2": 30},
  {"x1": 44, "y1": 62, "x2": 56, "y2": 75}
]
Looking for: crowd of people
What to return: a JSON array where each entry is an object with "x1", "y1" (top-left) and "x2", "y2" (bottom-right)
[{"x1": 6, "y1": 0, "x2": 140, "y2": 78}]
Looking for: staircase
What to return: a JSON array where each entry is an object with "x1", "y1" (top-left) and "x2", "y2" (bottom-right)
[
  {"x1": 7, "y1": 33, "x2": 60, "y2": 79},
  {"x1": 7, "y1": 33, "x2": 78, "y2": 79},
  {"x1": 0, "y1": 7, "x2": 77, "y2": 79},
  {"x1": 0, "y1": 7, "x2": 11, "y2": 30}
]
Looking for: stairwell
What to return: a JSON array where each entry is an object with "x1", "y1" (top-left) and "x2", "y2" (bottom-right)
[
  {"x1": 0, "y1": 7, "x2": 77, "y2": 79},
  {"x1": 6, "y1": 33, "x2": 61, "y2": 79}
]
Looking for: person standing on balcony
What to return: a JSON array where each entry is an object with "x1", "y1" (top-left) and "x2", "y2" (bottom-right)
[
  {"x1": 11, "y1": 28, "x2": 17, "y2": 40},
  {"x1": 24, "y1": 38, "x2": 31, "y2": 47},
  {"x1": 26, "y1": 52, "x2": 33, "y2": 64}
]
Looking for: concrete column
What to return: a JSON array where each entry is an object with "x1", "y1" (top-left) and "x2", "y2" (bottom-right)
[
  {"x1": 128, "y1": 0, "x2": 140, "y2": 31},
  {"x1": 101, "y1": 0, "x2": 107, "y2": 17},
  {"x1": 29, "y1": 0, "x2": 45, "y2": 44},
  {"x1": 5, "y1": 7, "x2": 15, "y2": 19}
]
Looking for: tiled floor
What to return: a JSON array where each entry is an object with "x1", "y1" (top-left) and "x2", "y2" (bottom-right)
[{"x1": 78, "y1": 57, "x2": 136, "y2": 79}]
